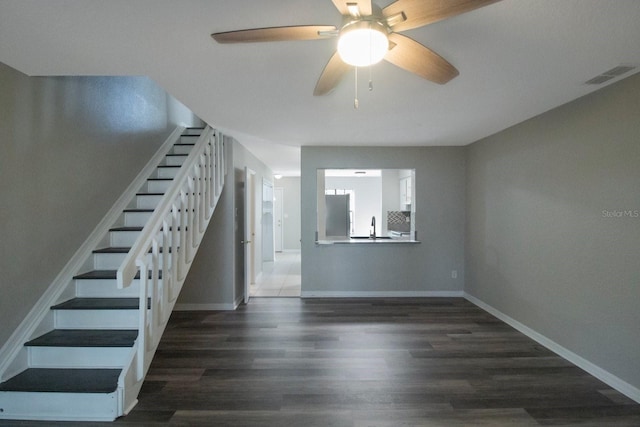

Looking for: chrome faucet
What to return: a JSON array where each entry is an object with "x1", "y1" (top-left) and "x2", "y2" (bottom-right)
[{"x1": 370, "y1": 216, "x2": 376, "y2": 239}]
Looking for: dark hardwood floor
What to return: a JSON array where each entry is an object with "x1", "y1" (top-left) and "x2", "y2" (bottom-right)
[{"x1": 2, "y1": 297, "x2": 639, "y2": 426}]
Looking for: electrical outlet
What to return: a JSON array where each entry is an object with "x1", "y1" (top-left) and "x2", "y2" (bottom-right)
[{"x1": 451, "y1": 270, "x2": 458, "y2": 279}]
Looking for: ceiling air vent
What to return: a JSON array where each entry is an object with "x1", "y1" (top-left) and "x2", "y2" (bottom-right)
[{"x1": 585, "y1": 65, "x2": 637, "y2": 85}]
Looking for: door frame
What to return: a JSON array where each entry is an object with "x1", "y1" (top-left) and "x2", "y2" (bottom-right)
[{"x1": 244, "y1": 167, "x2": 256, "y2": 304}]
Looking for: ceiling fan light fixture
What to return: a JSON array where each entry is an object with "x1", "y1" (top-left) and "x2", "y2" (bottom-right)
[{"x1": 337, "y1": 20, "x2": 389, "y2": 67}]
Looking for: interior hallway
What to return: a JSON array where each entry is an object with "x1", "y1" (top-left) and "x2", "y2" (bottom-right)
[{"x1": 250, "y1": 251, "x2": 301, "y2": 297}]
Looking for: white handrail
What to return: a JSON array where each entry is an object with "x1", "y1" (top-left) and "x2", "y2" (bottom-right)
[{"x1": 116, "y1": 126, "x2": 225, "y2": 394}]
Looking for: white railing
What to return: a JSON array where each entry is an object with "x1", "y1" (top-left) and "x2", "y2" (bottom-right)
[{"x1": 116, "y1": 126, "x2": 225, "y2": 396}]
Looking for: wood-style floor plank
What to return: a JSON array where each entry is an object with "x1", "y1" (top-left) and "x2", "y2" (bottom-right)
[{"x1": 1, "y1": 297, "x2": 638, "y2": 426}]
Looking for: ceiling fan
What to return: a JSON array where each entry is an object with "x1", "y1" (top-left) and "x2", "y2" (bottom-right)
[{"x1": 211, "y1": 0, "x2": 501, "y2": 96}]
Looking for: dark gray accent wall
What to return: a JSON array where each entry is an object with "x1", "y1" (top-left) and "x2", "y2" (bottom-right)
[
  {"x1": 0, "y1": 62, "x2": 200, "y2": 348},
  {"x1": 301, "y1": 146, "x2": 466, "y2": 294},
  {"x1": 466, "y1": 73, "x2": 640, "y2": 390}
]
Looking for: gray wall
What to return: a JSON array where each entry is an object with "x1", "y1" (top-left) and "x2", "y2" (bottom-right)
[
  {"x1": 301, "y1": 146, "x2": 465, "y2": 295},
  {"x1": 0, "y1": 62, "x2": 200, "y2": 347},
  {"x1": 465, "y1": 73, "x2": 640, "y2": 390},
  {"x1": 178, "y1": 139, "x2": 272, "y2": 308},
  {"x1": 277, "y1": 177, "x2": 301, "y2": 251},
  {"x1": 176, "y1": 137, "x2": 235, "y2": 308}
]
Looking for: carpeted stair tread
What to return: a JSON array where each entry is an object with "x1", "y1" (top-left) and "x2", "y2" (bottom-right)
[
  {"x1": 52, "y1": 298, "x2": 140, "y2": 310},
  {"x1": 0, "y1": 368, "x2": 121, "y2": 393},
  {"x1": 73, "y1": 270, "x2": 162, "y2": 280},
  {"x1": 25, "y1": 329, "x2": 138, "y2": 347},
  {"x1": 109, "y1": 226, "x2": 143, "y2": 232},
  {"x1": 93, "y1": 247, "x2": 130, "y2": 254},
  {"x1": 123, "y1": 208, "x2": 154, "y2": 213}
]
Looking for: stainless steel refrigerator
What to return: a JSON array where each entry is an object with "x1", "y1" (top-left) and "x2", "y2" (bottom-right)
[{"x1": 325, "y1": 194, "x2": 350, "y2": 238}]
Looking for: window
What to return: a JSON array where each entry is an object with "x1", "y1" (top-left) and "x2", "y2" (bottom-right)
[{"x1": 316, "y1": 169, "x2": 416, "y2": 241}]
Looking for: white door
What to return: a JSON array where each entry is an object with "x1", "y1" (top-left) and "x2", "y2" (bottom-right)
[
  {"x1": 244, "y1": 167, "x2": 256, "y2": 304},
  {"x1": 274, "y1": 187, "x2": 284, "y2": 252}
]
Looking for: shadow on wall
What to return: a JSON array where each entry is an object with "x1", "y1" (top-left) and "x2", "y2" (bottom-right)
[{"x1": 23, "y1": 76, "x2": 200, "y2": 143}]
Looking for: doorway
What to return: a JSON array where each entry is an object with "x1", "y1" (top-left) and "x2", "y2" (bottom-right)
[
  {"x1": 262, "y1": 179, "x2": 274, "y2": 262},
  {"x1": 274, "y1": 187, "x2": 284, "y2": 253},
  {"x1": 250, "y1": 251, "x2": 301, "y2": 297}
]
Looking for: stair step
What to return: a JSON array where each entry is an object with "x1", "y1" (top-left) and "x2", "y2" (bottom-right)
[
  {"x1": 123, "y1": 208, "x2": 154, "y2": 213},
  {"x1": 51, "y1": 298, "x2": 142, "y2": 329},
  {"x1": 0, "y1": 368, "x2": 121, "y2": 393},
  {"x1": 74, "y1": 270, "x2": 163, "y2": 280},
  {"x1": 136, "y1": 192, "x2": 164, "y2": 209},
  {"x1": 109, "y1": 226, "x2": 185, "y2": 233},
  {"x1": 74, "y1": 273, "x2": 141, "y2": 298},
  {"x1": 52, "y1": 298, "x2": 139, "y2": 311},
  {"x1": 136, "y1": 192, "x2": 164, "y2": 196},
  {"x1": 123, "y1": 209, "x2": 154, "y2": 227},
  {"x1": 26, "y1": 329, "x2": 137, "y2": 348},
  {"x1": 93, "y1": 247, "x2": 173, "y2": 254},
  {"x1": 93, "y1": 247, "x2": 130, "y2": 254},
  {"x1": 147, "y1": 178, "x2": 173, "y2": 192},
  {"x1": 173, "y1": 142, "x2": 195, "y2": 155},
  {"x1": 110, "y1": 226, "x2": 143, "y2": 232},
  {"x1": 157, "y1": 165, "x2": 181, "y2": 179},
  {"x1": 165, "y1": 154, "x2": 187, "y2": 166},
  {"x1": 182, "y1": 127, "x2": 204, "y2": 136},
  {"x1": 92, "y1": 247, "x2": 173, "y2": 270}
]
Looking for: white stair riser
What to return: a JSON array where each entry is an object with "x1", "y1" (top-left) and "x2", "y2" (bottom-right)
[
  {"x1": 124, "y1": 211, "x2": 153, "y2": 227},
  {"x1": 110, "y1": 230, "x2": 179, "y2": 247},
  {"x1": 182, "y1": 129, "x2": 203, "y2": 136},
  {"x1": 28, "y1": 347, "x2": 131, "y2": 369},
  {"x1": 0, "y1": 391, "x2": 118, "y2": 422},
  {"x1": 94, "y1": 252, "x2": 164, "y2": 270},
  {"x1": 147, "y1": 179, "x2": 172, "y2": 193},
  {"x1": 136, "y1": 194, "x2": 163, "y2": 209},
  {"x1": 157, "y1": 167, "x2": 180, "y2": 179},
  {"x1": 54, "y1": 310, "x2": 138, "y2": 329},
  {"x1": 180, "y1": 134, "x2": 200, "y2": 143},
  {"x1": 75, "y1": 279, "x2": 141, "y2": 298},
  {"x1": 164, "y1": 155, "x2": 186, "y2": 166},
  {"x1": 172, "y1": 144, "x2": 194, "y2": 155}
]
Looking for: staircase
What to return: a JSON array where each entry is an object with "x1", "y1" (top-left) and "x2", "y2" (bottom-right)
[{"x1": 0, "y1": 126, "x2": 225, "y2": 421}]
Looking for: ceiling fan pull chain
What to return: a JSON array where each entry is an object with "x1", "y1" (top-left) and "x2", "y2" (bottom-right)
[{"x1": 354, "y1": 66, "x2": 359, "y2": 109}]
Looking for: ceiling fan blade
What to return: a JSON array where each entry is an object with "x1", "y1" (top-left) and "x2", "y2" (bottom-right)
[
  {"x1": 212, "y1": 25, "x2": 337, "y2": 43},
  {"x1": 383, "y1": 0, "x2": 502, "y2": 32},
  {"x1": 384, "y1": 33, "x2": 459, "y2": 84},
  {"x1": 331, "y1": 0, "x2": 372, "y2": 17},
  {"x1": 314, "y1": 52, "x2": 352, "y2": 96}
]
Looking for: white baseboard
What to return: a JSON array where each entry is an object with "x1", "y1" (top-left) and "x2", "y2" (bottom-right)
[
  {"x1": 173, "y1": 303, "x2": 236, "y2": 311},
  {"x1": 234, "y1": 295, "x2": 244, "y2": 310},
  {"x1": 464, "y1": 292, "x2": 640, "y2": 404},
  {"x1": 301, "y1": 291, "x2": 464, "y2": 298}
]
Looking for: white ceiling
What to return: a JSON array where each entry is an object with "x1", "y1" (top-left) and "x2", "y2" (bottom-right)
[{"x1": 1, "y1": 1, "x2": 639, "y2": 175}]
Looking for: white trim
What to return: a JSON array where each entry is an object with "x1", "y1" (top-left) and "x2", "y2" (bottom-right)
[
  {"x1": 234, "y1": 295, "x2": 244, "y2": 309},
  {"x1": 0, "y1": 127, "x2": 185, "y2": 381},
  {"x1": 301, "y1": 291, "x2": 464, "y2": 298},
  {"x1": 173, "y1": 303, "x2": 237, "y2": 311},
  {"x1": 464, "y1": 292, "x2": 640, "y2": 404}
]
